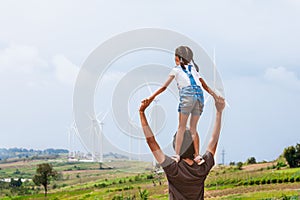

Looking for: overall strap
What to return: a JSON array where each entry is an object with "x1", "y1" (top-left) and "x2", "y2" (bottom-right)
[{"x1": 182, "y1": 65, "x2": 197, "y2": 86}]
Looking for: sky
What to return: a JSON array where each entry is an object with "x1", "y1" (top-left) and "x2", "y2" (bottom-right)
[{"x1": 0, "y1": 0, "x2": 300, "y2": 164}]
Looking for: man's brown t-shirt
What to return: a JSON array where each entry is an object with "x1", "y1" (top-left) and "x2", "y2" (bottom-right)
[{"x1": 161, "y1": 151, "x2": 214, "y2": 200}]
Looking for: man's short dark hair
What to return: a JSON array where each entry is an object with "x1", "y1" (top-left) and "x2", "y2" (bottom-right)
[{"x1": 173, "y1": 130, "x2": 195, "y2": 159}]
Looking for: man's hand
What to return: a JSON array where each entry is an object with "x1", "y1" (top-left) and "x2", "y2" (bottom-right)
[
  {"x1": 214, "y1": 96, "x2": 225, "y2": 113},
  {"x1": 206, "y1": 95, "x2": 225, "y2": 156},
  {"x1": 139, "y1": 97, "x2": 166, "y2": 164}
]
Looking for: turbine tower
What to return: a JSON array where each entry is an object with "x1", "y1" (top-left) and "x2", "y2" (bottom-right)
[
  {"x1": 87, "y1": 112, "x2": 107, "y2": 163},
  {"x1": 68, "y1": 122, "x2": 76, "y2": 161}
]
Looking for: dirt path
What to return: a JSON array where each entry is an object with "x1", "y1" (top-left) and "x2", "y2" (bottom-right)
[
  {"x1": 242, "y1": 162, "x2": 276, "y2": 171},
  {"x1": 205, "y1": 183, "x2": 300, "y2": 198}
]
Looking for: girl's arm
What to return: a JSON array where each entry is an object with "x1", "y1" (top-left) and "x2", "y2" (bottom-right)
[
  {"x1": 145, "y1": 75, "x2": 175, "y2": 105},
  {"x1": 199, "y1": 78, "x2": 217, "y2": 99}
]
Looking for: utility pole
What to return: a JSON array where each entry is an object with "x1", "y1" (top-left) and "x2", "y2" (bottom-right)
[{"x1": 221, "y1": 149, "x2": 225, "y2": 165}]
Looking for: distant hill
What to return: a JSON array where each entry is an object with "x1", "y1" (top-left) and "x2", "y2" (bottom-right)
[
  {"x1": 104, "y1": 152, "x2": 129, "y2": 160},
  {"x1": 0, "y1": 148, "x2": 69, "y2": 160}
]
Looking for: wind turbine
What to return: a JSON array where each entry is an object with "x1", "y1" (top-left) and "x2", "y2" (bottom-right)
[
  {"x1": 212, "y1": 48, "x2": 230, "y2": 108},
  {"x1": 67, "y1": 122, "x2": 76, "y2": 161},
  {"x1": 68, "y1": 121, "x2": 93, "y2": 161},
  {"x1": 87, "y1": 111, "x2": 108, "y2": 163}
]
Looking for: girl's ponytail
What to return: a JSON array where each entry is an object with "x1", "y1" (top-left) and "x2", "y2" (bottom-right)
[
  {"x1": 179, "y1": 57, "x2": 186, "y2": 70},
  {"x1": 192, "y1": 58, "x2": 199, "y2": 72}
]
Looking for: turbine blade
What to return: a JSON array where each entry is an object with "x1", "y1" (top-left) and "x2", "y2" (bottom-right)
[
  {"x1": 86, "y1": 112, "x2": 94, "y2": 120},
  {"x1": 100, "y1": 111, "x2": 109, "y2": 122},
  {"x1": 145, "y1": 81, "x2": 153, "y2": 95},
  {"x1": 204, "y1": 96, "x2": 210, "y2": 105}
]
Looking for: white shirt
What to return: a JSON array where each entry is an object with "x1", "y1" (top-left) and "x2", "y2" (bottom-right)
[{"x1": 169, "y1": 65, "x2": 202, "y2": 89}]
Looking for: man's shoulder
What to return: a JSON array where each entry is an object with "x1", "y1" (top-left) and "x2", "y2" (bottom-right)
[
  {"x1": 161, "y1": 155, "x2": 180, "y2": 176},
  {"x1": 161, "y1": 155, "x2": 176, "y2": 169},
  {"x1": 202, "y1": 151, "x2": 215, "y2": 173},
  {"x1": 203, "y1": 151, "x2": 214, "y2": 161}
]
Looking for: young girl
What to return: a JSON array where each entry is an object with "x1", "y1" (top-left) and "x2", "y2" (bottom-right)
[{"x1": 143, "y1": 46, "x2": 217, "y2": 164}]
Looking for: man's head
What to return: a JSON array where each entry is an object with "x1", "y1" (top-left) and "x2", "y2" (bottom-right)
[{"x1": 173, "y1": 130, "x2": 195, "y2": 160}]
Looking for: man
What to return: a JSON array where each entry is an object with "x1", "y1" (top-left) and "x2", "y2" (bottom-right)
[{"x1": 139, "y1": 95, "x2": 225, "y2": 200}]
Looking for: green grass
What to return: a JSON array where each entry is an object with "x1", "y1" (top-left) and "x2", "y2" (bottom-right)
[
  {"x1": 1, "y1": 159, "x2": 300, "y2": 199},
  {"x1": 210, "y1": 190, "x2": 300, "y2": 200}
]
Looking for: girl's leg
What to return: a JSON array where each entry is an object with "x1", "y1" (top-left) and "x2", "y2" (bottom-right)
[
  {"x1": 190, "y1": 114, "x2": 200, "y2": 157},
  {"x1": 175, "y1": 113, "x2": 189, "y2": 156}
]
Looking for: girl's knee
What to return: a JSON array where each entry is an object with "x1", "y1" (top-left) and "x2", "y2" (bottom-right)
[
  {"x1": 178, "y1": 125, "x2": 186, "y2": 131},
  {"x1": 189, "y1": 128, "x2": 198, "y2": 135}
]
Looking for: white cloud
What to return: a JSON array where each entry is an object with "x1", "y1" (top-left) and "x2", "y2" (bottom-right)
[
  {"x1": 0, "y1": 44, "x2": 48, "y2": 73},
  {"x1": 223, "y1": 73, "x2": 300, "y2": 162},
  {"x1": 52, "y1": 55, "x2": 79, "y2": 86},
  {"x1": 264, "y1": 66, "x2": 300, "y2": 90},
  {"x1": 100, "y1": 70, "x2": 125, "y2": 85}
]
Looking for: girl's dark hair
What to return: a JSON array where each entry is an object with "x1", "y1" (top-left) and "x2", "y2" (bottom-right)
[
  {"x1": 175, "y1": 46, "x2": 199, "y2": 72},
  {"x1": 173, "y1": 130, "x2": 195, "y2": 160}
]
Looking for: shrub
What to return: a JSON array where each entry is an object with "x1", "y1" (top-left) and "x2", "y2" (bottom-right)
[
  {"x1": 123, "y1": 185, "x2": 133, "y2": 191},
  {"x1": 134, "y1": 175, "x2": 141, "y2": 181},
  {"x1": 276, "y1": 162, "x2": 287, "y2": 168},
  {"x1": 249, "y1": 180, "x2": 254, "y2": 185},
  {"x1": 138, "y1": 187, "x2": 149, "y2": 200},
  {"x1": 112, "y1": 194, "x2": 123, "y2": 200},
  {"x1": 261, "y1": 179, "x2": 266, "y2": 184},
  {"x1": 236, "y1": 162, "x2": 243, "y2": 170},
  {"x1": 271, "y1": 178, "x2": 277, "y2": 184},
  {"x1": 146, "y1": 174, "x2": 154, "y2": 179},
  {"x1": 98, "y1": 183, "x2": 107, "y2": 188},
  {"x1": 229, "y1": 161, "x2": 235, "y2": 166},
  {"x1": 255, "y1": 180, "x2": 260, "y2": 185},
  {"x1": 290, "y1": 177, "x2": 295, "y2": 183},
  {"x1": 295, "y1": 176, "x2": 300, "y2": 182}
]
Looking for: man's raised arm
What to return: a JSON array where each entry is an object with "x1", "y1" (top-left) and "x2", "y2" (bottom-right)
[
  {"x1": 139, "y1": 100, "x2": 165, "y2": 164},
  {"x1": 207, "y1": 96, "x2": 225, "y2": 156}
]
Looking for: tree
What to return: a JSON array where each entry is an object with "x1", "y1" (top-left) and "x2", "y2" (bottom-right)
[
  {"x1": 236, "y1": 162, "x2": 243, "y2": 170},
  {"x1": 246, "y1": 157, "x2": 256, "y2": 164},
  {"x1": 9, "y1": 178, "x2": 22, "y2": 188},
  {"x1": 229, "y1": 161, "x2": 235, "y2": 166},
  {"x1": 33, "y1": 163, "x2": 58, "y2": 196},
  {"x1": 283, "y1": 144, "x2": 300, "y2": 168}
]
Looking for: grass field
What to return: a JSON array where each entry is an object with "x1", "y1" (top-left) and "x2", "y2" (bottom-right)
[{"x1": 0, "y1": 158, "x2": 299, "y2": 199}]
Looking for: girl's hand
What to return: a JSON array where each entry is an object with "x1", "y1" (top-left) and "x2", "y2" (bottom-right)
[
  {"x1": 210, "y1": 90, "x2": 218, "y2": 100},
  {"x1": 139, "y1": 98, "x2": 153, "y2": 112}
]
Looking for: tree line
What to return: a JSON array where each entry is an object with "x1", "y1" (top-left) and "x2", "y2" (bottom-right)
[{"x1": 0, "y1": 148, "x2": 68, "y2": 160}]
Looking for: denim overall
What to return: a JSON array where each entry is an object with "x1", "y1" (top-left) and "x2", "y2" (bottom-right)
[{"x1": 178, "y1": 65, "x2": 204, "y2": 114}]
